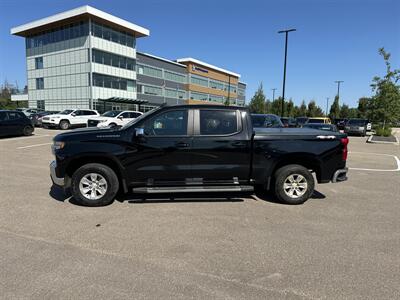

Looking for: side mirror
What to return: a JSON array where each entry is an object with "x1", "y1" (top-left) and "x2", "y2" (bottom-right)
[
  {"x1": 71, "y1": 113, "x2": 76, "y2": 117},
  {"x1": 118, "y1": 116, "x2": 123, "y2": 120},
  {"x1": 135, "y1": 128, "x2": 144, "y2": 137}
]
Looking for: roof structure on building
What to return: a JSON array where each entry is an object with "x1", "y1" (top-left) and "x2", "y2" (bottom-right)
[
  {"x1": 176, "y1": 58, "x2": 240, "y2": 78},
  {"x1": 11, "y1": 5, "x2": 150, "y2": 37},
  {"x1": 137, "y1": 52, "x2": 187, "y2": 67}
]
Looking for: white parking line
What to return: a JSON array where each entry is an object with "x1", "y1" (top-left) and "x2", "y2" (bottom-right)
[
  {"x1": 348, "y1": 151, "x2": 400, "y2": 172},
  {"x1": 17, "y1": 142, "x2": 52, "y2": 149},
  {"x1": 0, "y1": 134, "x2": 50, "y2": 141}
]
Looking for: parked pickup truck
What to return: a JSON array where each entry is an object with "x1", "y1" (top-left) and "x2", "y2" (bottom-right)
[{"x1": 50, "y1": 105, "x2": 349, "y2": 207}]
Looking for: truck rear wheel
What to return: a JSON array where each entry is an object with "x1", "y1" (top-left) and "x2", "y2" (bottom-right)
[
  {"x1": 273, "y1": 164, "x2": 314, "y2": 205},
  {"x1": 71, "y1": 163, "x2": 119, "y2": 207}
]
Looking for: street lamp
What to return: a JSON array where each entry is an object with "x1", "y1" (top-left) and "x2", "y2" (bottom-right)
[
  {"x1": 334, "y1": 80, "x2": 344, "y2": 99},
  {"x1": 271, "y1": 88, "x2": 277, "y2": 101},
  {"x1": 278, "y1": 28, "x2": 296, "y2": 117}
]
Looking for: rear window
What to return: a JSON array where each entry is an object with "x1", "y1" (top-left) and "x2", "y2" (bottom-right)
[
  {"x1": 348, "y1": 119, "x2": 366, "y2": 126},
  {"x1": 200, "y1": 110, "x2": 238, "y2": 135},
  {"x1": 308, "y1": 118, "x2": 325, "y2": 124}
]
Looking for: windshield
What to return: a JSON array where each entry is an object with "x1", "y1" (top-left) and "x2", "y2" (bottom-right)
[
  {"x1": 102, "y1": 111, "x2": 122, "y2": 117},
  {"x1": 59, "y1": 109, "x2": 74, "y2": 115},
  {"x1": 121, "y1": 107, "x2": 161, "y2": 129},
  {"x1": 348, "y1": 119, "x2": 366, "y2": 126},
  {"x1": 296, "y1": 117, "x2": 308, "y2": 124}
]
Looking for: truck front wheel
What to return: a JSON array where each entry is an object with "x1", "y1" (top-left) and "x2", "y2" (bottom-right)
[
  {"x1": 273, "y1": 164, "x2": 315, "y2": 205},
  {"x1": 71, "y1": 163, "x2": 119, "y2": 207}
]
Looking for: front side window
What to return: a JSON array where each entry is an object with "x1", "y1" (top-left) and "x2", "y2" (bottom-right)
[
  {"x1": 8, "y1": 112, "x2": 23, "y2": 120},
  {"x1": 200, "y1": 110, "x2": 238, "y2": 135},
  {"x1": 143, "y1": 110, "x2": 188, "y2": 136}
]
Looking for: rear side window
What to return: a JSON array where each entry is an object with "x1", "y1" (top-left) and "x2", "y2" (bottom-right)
[
  {"x1": 8, "y1": 112, "x2": 23, "y2": 120},
  {"x1": 200, "y1": 110, "x2": 238, "y2": 135}
]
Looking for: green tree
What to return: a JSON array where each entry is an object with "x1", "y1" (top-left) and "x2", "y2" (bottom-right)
[
  {"x1": 265, "y1": 99, "x2": 272, "y2": 113},
  {"x1": 339, "y1": 104, "x2": 350, "y2": 118},
  {"x1": 357, "y1": 97, "x2": 371, "y2": 119},
  {"x1": 329, "y1": 95, "x2": 341, "y2": 120},
  {"x1": 270, "y1": 97, "x2": 282, "y2": 115},
  {"x1": 307, "y1": 100, "x2": 324, "y2": 117},
  {"x1": 298, "y1": 100, "x2": 307, "y2": 116},
  {"x1": 286, "y1": 99, "x2": 295, "y2": 117},
  {"x1": 248, "y1": 83, "x2": 266, "y2": 113},
  {"x1": 370, "y1": 48, "x2": 400, "y2": 128}
]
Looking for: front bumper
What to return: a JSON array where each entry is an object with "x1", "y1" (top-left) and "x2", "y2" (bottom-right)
[
  {"x1": 332, "y1": 168, "x2": 348, "y2": 183},
  {"x1": 50, "y1": 160, "x2": 64, "y2": 187}
]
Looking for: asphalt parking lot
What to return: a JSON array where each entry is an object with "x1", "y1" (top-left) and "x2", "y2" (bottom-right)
[{"x1": 0, "y1": 128, "x2": 399, "y2": 299}]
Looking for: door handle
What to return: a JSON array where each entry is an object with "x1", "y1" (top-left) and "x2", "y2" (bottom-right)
[{"x1": 175, "y1": 142, "x2": 190, "y2": 148}]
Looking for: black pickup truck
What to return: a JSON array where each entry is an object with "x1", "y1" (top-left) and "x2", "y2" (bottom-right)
[{"x1": 50, "y1": 105, "x2": 348, "y2": 206}]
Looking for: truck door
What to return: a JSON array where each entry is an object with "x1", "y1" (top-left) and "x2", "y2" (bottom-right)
[
  {"x1": 125, "y1": 108, "x2": 193, "y2": 186},
  {"x1": 191, "y1": 108, "x2": 251, "y2": 185}
]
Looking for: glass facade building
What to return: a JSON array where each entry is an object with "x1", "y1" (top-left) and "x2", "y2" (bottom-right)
[{"x1": 11, "y1": 5, "x2": 245, "y2": 112}]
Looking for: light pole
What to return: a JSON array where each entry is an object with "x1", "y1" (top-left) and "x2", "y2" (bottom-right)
[
  {"x1": 271, "y1": 88, "x2": 277, "y2": 101},
  {"x1": 326, "y1": 97, "x2": 329, "y2": 116},
  {"x1": 334, "y1": 80, "x2": 344, "y2": 99},
  {"x1": 278, "y1": 28, "x2": 296, "y2": 117}
]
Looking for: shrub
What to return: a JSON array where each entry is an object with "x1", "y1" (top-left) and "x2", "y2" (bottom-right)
[{"x1": 375, "y1": 127, "x2": 392, "y2": 137}]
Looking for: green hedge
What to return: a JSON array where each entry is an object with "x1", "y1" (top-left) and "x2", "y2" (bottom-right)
[{"x1": 375, "y1": 127, "x2": 392, "y2": 137}]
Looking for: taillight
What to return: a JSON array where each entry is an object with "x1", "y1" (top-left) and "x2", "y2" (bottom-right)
[{"x1": 341, "y1": 137, "x2": 349, "y2": 160}]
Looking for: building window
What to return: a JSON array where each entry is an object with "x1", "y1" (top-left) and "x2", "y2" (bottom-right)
[
  {"x1": 91, "y1": 22, "x2": 136, "y2": 48},
  {"x1": 36, "y1": 78, "x2": 44, "y2": 90},
  {"x1": 225, "y1": 84, "x2": 237, "y2": 94},
  {"x1": 37, "y1": 100, "x2": 45, "y2": 110},
  {"x1": 164, "y1": 71, "x2": 186, "y2": 83},
  {"x1": 209, "y1": 94, "x2": 224, "y2": 103},
  {"x1": 165, "y1": 89, "x2": 186, "y2": 99},
  {"x1": 35, "y1": 57, "x2": 43, "y2": 69},
  {"x1": 209, "y1": 80, "x2": 224, "y2": 91},
  {"x1": 238, "y1": 88, "x2": 246, "y2": 97},
  {"x1": 137, "y1": 64, "x2": 163, "y2": 78},
  {"x1": 92, "y1": 73, "x2": 135, "y2": 91},
  {"x1": 190, "y1": 75, "x2": 208, "y2": 87},
  {"x1": 92, "y1": 49, "x2": 135, "y2": 70},
  {"x1": 26, "y1": 21, "x2": 89, "y2": 49},
  {"x1": 190, "y1": 91, "x2": 208, "y2": 101},
  {"x1": 142, "y1": 85, "x2": 163, "y2": 96}
]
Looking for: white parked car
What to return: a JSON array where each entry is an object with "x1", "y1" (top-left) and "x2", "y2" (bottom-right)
[
  {"x1": 16, "y1": 108, "x2": 44, "y2": 116},
  {"x1": 42, "y1": 109, "x2": 99, "y2": 130},
  {"x1": 87, "y1": 110, "x2": 143, "y2": 128}
]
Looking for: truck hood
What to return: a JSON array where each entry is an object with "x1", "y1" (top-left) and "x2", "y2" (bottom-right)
[
  {"x1": 254, "y1": 128, "x2": 346, "y2": 139},
  {"x1": 53, "y1": 127, "x2": 123, "y2": 142}
]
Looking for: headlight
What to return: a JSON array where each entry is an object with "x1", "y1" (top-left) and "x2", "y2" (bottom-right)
[
  {"x1": 99, "y1": 119, "x2": 107, "y2": 123},
  {"x1": 53, "y1": 141, "x2": 65, "y2": 150}
]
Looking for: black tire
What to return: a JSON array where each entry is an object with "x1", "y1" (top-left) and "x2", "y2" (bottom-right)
[
  {"x1": 23, "y1": 125, "x2": 34, "y2": 136},
  {"x1": 59, "y1": 120, "x2": 70, "y2": 130},
  {"x1": 109, "y1": 123, "x2": 117, "y2": 127},
  {"x1": 71, "y1": 163, "x2": 119, "y2": 207},
  {"x1": 273, "y1": 164, "x2": 315, "y2": 205}
]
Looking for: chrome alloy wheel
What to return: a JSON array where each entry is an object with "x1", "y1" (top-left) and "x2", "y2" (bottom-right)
[
  {"x1": 283, "y1": 174, "x2": 308, "y2": 199},
  {"x1": 79, "y1": 173, "x2": 108, "y2": 200}
]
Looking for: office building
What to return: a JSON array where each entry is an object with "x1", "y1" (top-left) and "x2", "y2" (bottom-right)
[{"x1": 11, "y1": 5, "x2": 246, "y2": 112}]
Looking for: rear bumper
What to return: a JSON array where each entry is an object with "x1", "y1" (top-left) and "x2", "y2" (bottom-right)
[
  {"x1": 332, "y1": 168, "x2": 348, "y2": 183},
  {"x1": 50, "y1": 160, "x2": 64, "y2": 187}
]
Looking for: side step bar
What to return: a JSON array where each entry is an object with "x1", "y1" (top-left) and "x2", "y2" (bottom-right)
[{"x1": 133, "y1": 185, "x2": 254, "y2": 194}]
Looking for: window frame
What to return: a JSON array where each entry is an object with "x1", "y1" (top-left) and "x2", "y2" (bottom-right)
[{"x1": 193, "y1": 109, "x2": 242, "y2": 137}]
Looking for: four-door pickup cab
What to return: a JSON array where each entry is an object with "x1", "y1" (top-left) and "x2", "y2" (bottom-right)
[{"x1": 50, "y1": 105, "x2": 349, "y2": 207}]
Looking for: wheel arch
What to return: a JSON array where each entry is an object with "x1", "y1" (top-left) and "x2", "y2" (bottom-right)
[
  {"x1": 65, "y1": 155, "x2": 128, "y2": 193},
  {"x1": 265, "y1": 153, "x2": 322, "y2": 189}
]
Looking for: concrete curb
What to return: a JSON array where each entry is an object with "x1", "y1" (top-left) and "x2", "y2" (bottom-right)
[{"x1": 367, "y1": 135, "x2": 399, "y2": 145}]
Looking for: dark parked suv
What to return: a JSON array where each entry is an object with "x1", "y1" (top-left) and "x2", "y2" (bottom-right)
[{"x1": 0, "y1": 110, "x2": 34, "y2": 137}]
